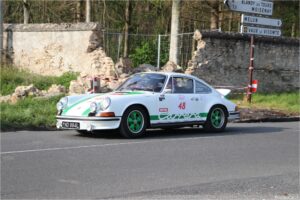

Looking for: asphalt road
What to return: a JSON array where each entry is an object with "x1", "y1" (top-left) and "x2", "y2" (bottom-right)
[{"x1": 1, "y1": 122, "x2": 299, "y2": 199}]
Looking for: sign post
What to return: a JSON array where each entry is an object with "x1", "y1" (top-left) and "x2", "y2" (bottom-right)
[
  {"x1": 224, "y1": 0, "x2": 281, "y2": 103},
  {"x1": 247, "y1": 36, "x2": 255, "y2": 103}
]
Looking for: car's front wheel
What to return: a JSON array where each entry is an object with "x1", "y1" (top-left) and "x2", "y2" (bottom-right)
[
  {"x1": 204, "y1": 106, "x2": 228, "y2": 132},
  {"x1": 119, "y1": 106, "x2": 148, "y2": 138}
]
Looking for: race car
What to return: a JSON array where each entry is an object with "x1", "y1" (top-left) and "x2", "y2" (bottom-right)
[{"x1": 56, "y1": 72, "x2": 239, "y2": 138}]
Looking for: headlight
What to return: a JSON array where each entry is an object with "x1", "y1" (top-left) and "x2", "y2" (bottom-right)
[
  {"x1": 56, "y1": 97, "x2": 68, "y2": 111},
  {"x1": 90, "y1": 102, "x2": 98, "y2": 113},
  {"x1": 99, "y1": 97, "x2": 111, "y2": 111}
]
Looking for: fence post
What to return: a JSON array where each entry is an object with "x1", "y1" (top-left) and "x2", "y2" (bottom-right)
[{"x1": 157, "y1": 34, "x2": 161, "y2": 70}]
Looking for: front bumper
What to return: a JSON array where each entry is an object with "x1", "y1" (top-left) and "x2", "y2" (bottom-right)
[
  {"x1": 56, "y1": 115, "x2": 121, "y2": 131},
  {"x1": 228, "y1": 111, "x2": 240, "y2": 121}
]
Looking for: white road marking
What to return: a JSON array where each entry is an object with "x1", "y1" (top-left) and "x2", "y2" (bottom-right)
[{"x1": 0, "y1": 136, "x2": 203, "y2": 155}]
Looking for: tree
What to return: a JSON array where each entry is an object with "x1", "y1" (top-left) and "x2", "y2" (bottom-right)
[
  {"x1": 169, "y1": 0, "x2": 180, "y2": 64},
  {"x1": 0, "y1": 0, "x2": 3, "y2": 64},
  {"x1": 207, "y1": 0, "x2": 219, "y2": 30},
  {"x1": 23, "y1": 0, "x2": 29, "y2": 24},
  {"x1": 86, "y1": 0, "x2": 91, "y2": 22},
  {"x1": 123, "y1": 0, "x2": 130, "y2": 58}
]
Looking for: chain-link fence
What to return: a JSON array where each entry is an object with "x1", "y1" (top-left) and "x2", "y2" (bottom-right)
[{"x1": 102, "y1": 31, "x2": 194, "y2": 70}]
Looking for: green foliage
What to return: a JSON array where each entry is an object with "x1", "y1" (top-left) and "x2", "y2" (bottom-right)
[
  {"x1": 0, "y1": 66, "x2": 78, "y2": 96},
  {"x1": 230, "y1": 92, "x2": 300, "y2": 114},
  {"x1": 129, "y1": 40, "x2": 169, "y2": 67},
  {"x1": 0, "y1": 96, "x2": 62, "y2": 131},
  {"x1": 129, "y1": 41, "x2": 156, "y2": 67}
]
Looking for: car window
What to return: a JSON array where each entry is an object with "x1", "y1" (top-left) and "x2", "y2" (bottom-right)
[
  {"x1": 116, "y1": 73, "x2": 166, "y2": 93},
  {"x1": 173, "y1": 77, "x2": 194, "y2": 94},
  {"x1": 195, "y1": 81, "x2": 212, "y2": 93}
]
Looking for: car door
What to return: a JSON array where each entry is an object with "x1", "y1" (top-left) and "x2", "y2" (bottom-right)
[{"x1": 157, "y1": 76, "x2": 197, "y2": 123}]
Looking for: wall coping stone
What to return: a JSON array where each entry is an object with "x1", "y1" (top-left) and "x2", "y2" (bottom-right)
[
  {"x1": 200, "y1": 31, "x2": 299, "y2": 46},
  {"x1": 4, "y1": 23, "x2": 103, "y2": 32}
]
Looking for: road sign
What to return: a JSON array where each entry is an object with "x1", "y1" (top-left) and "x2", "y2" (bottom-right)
[
  {"x1": 241, "y1": 25, "x2": 281, "y2": 37},
  {"x1": 241, "y1": 14, "x2": 282, "y2": 27},
  {"x1": 225, "y1": 0, "x2": 273, "y2": 16}
]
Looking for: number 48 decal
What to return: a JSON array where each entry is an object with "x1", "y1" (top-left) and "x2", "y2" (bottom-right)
[{"x1": 178, "y1": 102, "x2": 186, "y2": 110}]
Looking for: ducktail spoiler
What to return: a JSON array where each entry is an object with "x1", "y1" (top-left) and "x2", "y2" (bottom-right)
[{"x1": 216, "y1": 89, "x2": 231, "y2": 97}]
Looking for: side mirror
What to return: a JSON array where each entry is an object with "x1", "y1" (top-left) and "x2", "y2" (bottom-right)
[{"x1": 164, "y1": 88, "x2": 172, "y2": 94}]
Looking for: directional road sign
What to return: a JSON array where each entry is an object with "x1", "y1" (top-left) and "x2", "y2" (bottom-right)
[
  {"x1": 241, "y1": 14, "x2": 282, "y2": 27},
  {"x1": 241, "y1": 25, "x2": 281, "y2": 37},
  {"x1": 225, "y1": 0, "x2": 273, "y2": 16}
]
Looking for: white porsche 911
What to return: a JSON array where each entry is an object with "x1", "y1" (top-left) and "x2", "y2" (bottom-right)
[{"x1": 56, "y1": 72, "x2": 239, "y2": 138}]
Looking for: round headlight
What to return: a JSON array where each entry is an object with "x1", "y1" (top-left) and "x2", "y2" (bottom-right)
[
  {"x1": 99, "y1": 97, "x2": 111, "y2": 111},
  {"x1": 61, "y1": 97, "x2": 68, "y2": 106},
  {"x1": 90, "y1": 102, "x2": 98, "y2": 113},
  {"x1": 57, "y1": 97, "x2": 68, "y2": 111}
]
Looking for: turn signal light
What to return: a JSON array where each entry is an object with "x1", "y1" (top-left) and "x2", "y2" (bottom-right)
[{"x1": 99, "y1": 112, "x2": 115, "y2": 117}]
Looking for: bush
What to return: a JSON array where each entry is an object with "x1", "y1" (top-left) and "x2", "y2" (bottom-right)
[
  {"x1": 0, "y1": 96, "x2": 62, "y2": 131},
  {"x1": 129, "y1": 40, "x2": 169, "y2": 67}
]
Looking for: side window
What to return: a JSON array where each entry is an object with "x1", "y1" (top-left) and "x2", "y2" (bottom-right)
[
  {"x1": 173, "y1": 77, "x2": 194, "y2": 94},
  {"x1": 195, "y1": 81, "x2": 211, "y2": 93}
]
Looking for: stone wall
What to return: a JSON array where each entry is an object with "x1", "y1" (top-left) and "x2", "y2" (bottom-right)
[
  {"x1": 186, "y1": 31, "x2": 300, "y2": 92},
  {"x1": 3, "y1": 23, "x2": 115, "y2": 76}
]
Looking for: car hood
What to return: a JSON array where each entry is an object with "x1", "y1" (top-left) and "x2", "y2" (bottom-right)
[{"x1": 61, "y1": 91, "x2": 151, "y2": 117}]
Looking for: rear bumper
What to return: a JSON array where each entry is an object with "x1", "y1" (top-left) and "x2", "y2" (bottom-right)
[
  {"x1": 228, "y1": 111, "x2": 240, "y2": 121},
  {"x1": 56, "y1": 115, "x2": 121, "y2": 131}
]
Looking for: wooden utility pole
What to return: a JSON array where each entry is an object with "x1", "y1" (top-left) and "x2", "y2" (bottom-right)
[{"x1": 23, "y1": 0, "x2": 29, "y2": 24}]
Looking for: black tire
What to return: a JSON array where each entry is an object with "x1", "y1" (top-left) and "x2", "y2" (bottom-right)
[
  {"x1": 203, "y1": 106, "x2": 228, "y2": 132},
  {"x1": 119, "y1": 106, "x2": 148, "y2": 138}
]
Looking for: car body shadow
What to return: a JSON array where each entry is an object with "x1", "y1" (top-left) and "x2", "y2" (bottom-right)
[{"x1": 75, "y1": 125, "x2": 287, "y2": 140}]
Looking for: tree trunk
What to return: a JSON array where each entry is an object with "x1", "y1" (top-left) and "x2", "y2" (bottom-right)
[
  {"x1": 23, "y1": 0, "x2": 29, "y2": 24},
  {"x1": 228, "y1": 12, "x2": 233, "y2": 32},
  {"x1": 123, "y1": 0, "x2": 130, "y2": 58},
  {"x1": 86, "y1": 0, "x2": 91, "y2": 22},
  {"x1": 0, "y1": 0, "x2": 3, "y2": 64},
  {"x1": 76, "y1": 0, "x2": 83, "y2": 23},
  {"x1": 209, "y1": 0, "x2": 219, "y2": 30},
  {"x1": 218, "y1": 1, "x2": 223, "y2": 31},
  {"x1": 169, "y1": 0, "x2": 180, "y2": 64}
]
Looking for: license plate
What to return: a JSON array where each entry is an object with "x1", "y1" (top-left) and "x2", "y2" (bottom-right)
[{"x1": 62, "y1": 121, "x2": 80, "y2": 129}]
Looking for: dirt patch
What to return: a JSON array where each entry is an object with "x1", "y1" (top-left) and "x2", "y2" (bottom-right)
[{"x1": 238, "y1": 107, "x2": 299, "y2": 122}]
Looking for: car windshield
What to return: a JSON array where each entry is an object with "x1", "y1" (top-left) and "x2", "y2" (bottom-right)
[{"x1": 116, "y1": 73, "x2": 167, "y2": 93}]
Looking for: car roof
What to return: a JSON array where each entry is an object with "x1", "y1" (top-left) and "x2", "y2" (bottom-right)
[{"x1": 141, "y1": 71, "x2": 199, "y2": 80}]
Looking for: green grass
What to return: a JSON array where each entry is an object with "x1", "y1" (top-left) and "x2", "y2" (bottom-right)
[
  {"x1": 1, "y1": 96, "x2": 62, "y2": 131},
  {"x1": 230, "y1": 92, "x2": 300, "y2": 114},
  {"x1": 0, "y1": 66, "x2": 78, "y2": 96}
]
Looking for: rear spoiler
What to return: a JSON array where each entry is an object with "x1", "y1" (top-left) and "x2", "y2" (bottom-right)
[{"x1": 216, "y1": 89, "x2": 231, "y2": 97}]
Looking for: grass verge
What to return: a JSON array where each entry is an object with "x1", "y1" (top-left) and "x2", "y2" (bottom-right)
[
  {"x1": 0, "y1": 66, "x2": 78, "y2": 96},
  {"x1": 1, "y1": 96, "x2": 62, "y2": 131},
  {"x1": 230, "y1": 92, "x2": 300, "y2": 115}
]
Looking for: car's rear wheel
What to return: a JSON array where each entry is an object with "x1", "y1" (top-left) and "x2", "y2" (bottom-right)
[
  {"x1": 119, "y1": 106, "x2": 148, "y2": 138},
  {"x1": 204, "y1": 106, "x2": 227, "y2": 132}
]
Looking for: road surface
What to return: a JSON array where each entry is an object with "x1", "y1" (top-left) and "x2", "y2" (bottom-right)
[{"x1": 1, "y1": 122, "x2": 299, "y2": 199}]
